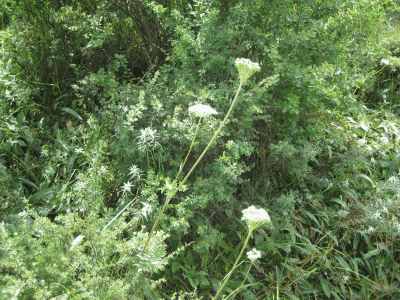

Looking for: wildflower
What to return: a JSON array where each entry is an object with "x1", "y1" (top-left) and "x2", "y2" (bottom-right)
[
  {"x1": 242, "y1": 205, "x2": 271, "y2": 231},
  {"x1": 188, "y1": 104, "x2": 218, "y2": 118},
  {"x1": 129, "y1": 165, "x2": 142, "y2": 182},
  {"x1": 235, "y1": 58, "x2": 261, "y2": 84},
  {"x1": 41, "y1": 148, "x2": 49, "y2": 157},
  {"x1": 75, "y1": 148, "x2": 85, "y2": 154},
  {"x1": 247, "y1": 248, "x2": 262, "y2": 262},
  {"x1": 99, "y1": 165, "x2": 107, "y2": 175},
  {"x1": 122, "y1": 181, "x2": 134, "y2": 193},
  {"x1": 138, "y1": 127, "x2": 160, "y2": 152}
]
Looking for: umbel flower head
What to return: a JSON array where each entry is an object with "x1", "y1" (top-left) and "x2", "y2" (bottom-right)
[
  {"x1": 247, "y1": 248, "x2": 262, "y2": 262},
  {"x1": 235, "y1": 58, "x2": 261, "y2": 84},
  {"x1": 242, "y1": 205, "x2": 271, "y2": 232},
  {"x1": 189, "y1": 104, "x2": 218, "y2": 118}
]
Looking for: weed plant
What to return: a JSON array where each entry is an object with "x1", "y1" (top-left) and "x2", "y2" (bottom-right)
[{"x1": 1, "y1": 0, "x2": 400, "y2": 299}]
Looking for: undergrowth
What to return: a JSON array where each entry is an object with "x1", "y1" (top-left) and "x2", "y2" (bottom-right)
[{"x1": 1, "y1": 0, "x2": 400, "y2": 299}]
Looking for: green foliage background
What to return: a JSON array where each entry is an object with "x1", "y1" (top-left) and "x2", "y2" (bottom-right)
[{"x1": 1, "y1": 0, "x2": 400, "y2": 299}]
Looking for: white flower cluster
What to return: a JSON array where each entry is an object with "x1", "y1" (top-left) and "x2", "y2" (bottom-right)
[
  {"x1": 247, "y1": 248, "x2": 262, "y2": 262},
  {"x1": 242, "y1": 205, "x2": 271, "y2": 231},
  {"x1": 137, "y1": 127, "x2": 161, "y2": 152},
  {"x1": 188, "y1": 104, "x2": 218, "y2": 118},
  {"x1": 235, "y1": 58, "x2": 261, "y2": 84}
]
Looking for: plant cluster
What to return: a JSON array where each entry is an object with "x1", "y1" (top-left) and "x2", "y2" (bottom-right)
[{"x1": 1, "y1": 0, "x2": 400, "y2": 299}]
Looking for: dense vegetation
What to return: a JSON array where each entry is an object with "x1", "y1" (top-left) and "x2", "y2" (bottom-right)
[{"x1": 1, "y1": 0, "x2": 400, "y2": 298}]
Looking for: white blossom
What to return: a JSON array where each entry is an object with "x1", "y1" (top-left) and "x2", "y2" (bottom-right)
[
  {"x1": 242, "y1": 205, "x2": 271, "y2": 231},
  {"x1": 247, "y1": 248, "x2": 262, "y2": 262},
  {"x1": 122, "y1": 181, "x2": 134, "y2": 193},
  {"x1": 138, "y1": 127, "x2": 161, "y2": 152},
  {"x1": 129, "y1": 165, "x2": 142, "y2": 182},
  {"x1": 235, "y1": 58, "x2": 261, "y2": 84},
  {"x1": 188, "y1": 104, "x2": 218, "y2": 117},
  {"x1": 75, "y1": 147, "x2": 85, "y2": 154}
]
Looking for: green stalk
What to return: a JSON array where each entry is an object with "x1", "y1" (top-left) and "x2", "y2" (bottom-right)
[
  {"x1": 229, "y1": 262, "x2": 253, "y2": 300},
  {"x1": 139, "y1": 81, "x2": 244, "y2": 256},
  {"x1": 173, "y1": 116, "x2": 203, "y2": 187},
  {"x1": 213, "y1": 228, "x2": 251, "y2": 300}
]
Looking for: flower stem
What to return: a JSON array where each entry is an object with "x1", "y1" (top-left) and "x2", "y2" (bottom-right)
[
  {"x1": 213, "y1": 228, "x2": 252, "y2": 300},
  {"x1": 139, "y1": 81, "x2": 244, "y2": 258},
  {"x1": 230, "y1": 263, "x2": 253, "y2": 300},
  {"x1": 173, "y1": 117, "x2": 202, "y2": 187}
]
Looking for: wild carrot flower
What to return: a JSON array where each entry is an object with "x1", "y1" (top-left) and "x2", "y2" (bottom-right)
[
  {"x1": 242, "y1": 205, "x2": 271, "y2": 231},
  {"x1": 188, "y1": 104, "x2": 218, "y2": 117},
  {"x1": 235, "y1": 58, "x2": 261, "y2": 84},
  {"x1": 247, "y1": 248, "x2": 262, "y2": 262}
]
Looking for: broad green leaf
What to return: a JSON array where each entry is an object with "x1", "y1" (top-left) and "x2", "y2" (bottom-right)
[
  {"x1": 200, "y1": 278, "x2": 209, "y2": 286},
  {"x1": 172, "y1": 261, "x2": 181, "y2": 273},
  {"x1": 211, "y1": 278, "x2": 220, "y2": 293},
  {"x1": 17, "y1": 112, "x2": 25, "y2": 125}
]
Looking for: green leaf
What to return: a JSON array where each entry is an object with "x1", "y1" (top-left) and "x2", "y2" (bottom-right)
[
  {"x1": 17, "y1": 140, "x2": 27, "y2": 147},
  {"x1": 188, "y1": 277, "x2": 199, "y2": 288},
  {"x1": 66, "y1": 154, "x2": 76, "y2": 173},
  {"x1": 352, "y1": 259, "x2": 360, "y2": 279},
  {"x1": 18, "y1": 178, "x2": 38, "y2": 190},
  {"x1": 356, "y1": 173, "x2": 375, "y2": 188},
  {"x1": 186, "y1": 250, "x2": 194, "y2": 266},
  {"x1": 282, "y1": 292, "x2": 300, "y2": 300},
  {"x1": 304, "y1": 211, "x2": 320, "y2": 227},
  {"x1": 319, "y1": 278, "x2": 330, "y2": 298},
  {"x1": 200, "y1": 278, "x2": 209, "y2": 286},
  {"x1": 335, "y1": 255, "x2": 351, "y2": 271},
  {"x1": 211, "y1": 278, "x2": 220, "y2": 293},
  {"x1": 353, "y1": 233, "x2": 360, "y2": 250},
  {"x1": 219, "y1": 239, "x2": 234, "y2": 251},
  {"x1": 17, "y1": 112, "x2": 25, "y2": 125},
  {"x1": 172, "y1": 261, "x2": 181, "y2": 273},
  {"x1": 29, "y1": 188, "x2": 56, "y2": 204},
  {"x1": 61, "y1": 107, "x2": 82, "y2": 120}
]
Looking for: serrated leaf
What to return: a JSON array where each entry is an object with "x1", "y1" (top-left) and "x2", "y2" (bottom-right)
[
  {"x1": 188, "y1": 277, "x2": 199, "y2": 288},
  {"x1": 61, "y1": 107, "x2": 82, "y2": 120},
  {"x1": 186, "y1": 250, "x2": 194, "y2": 266}
]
